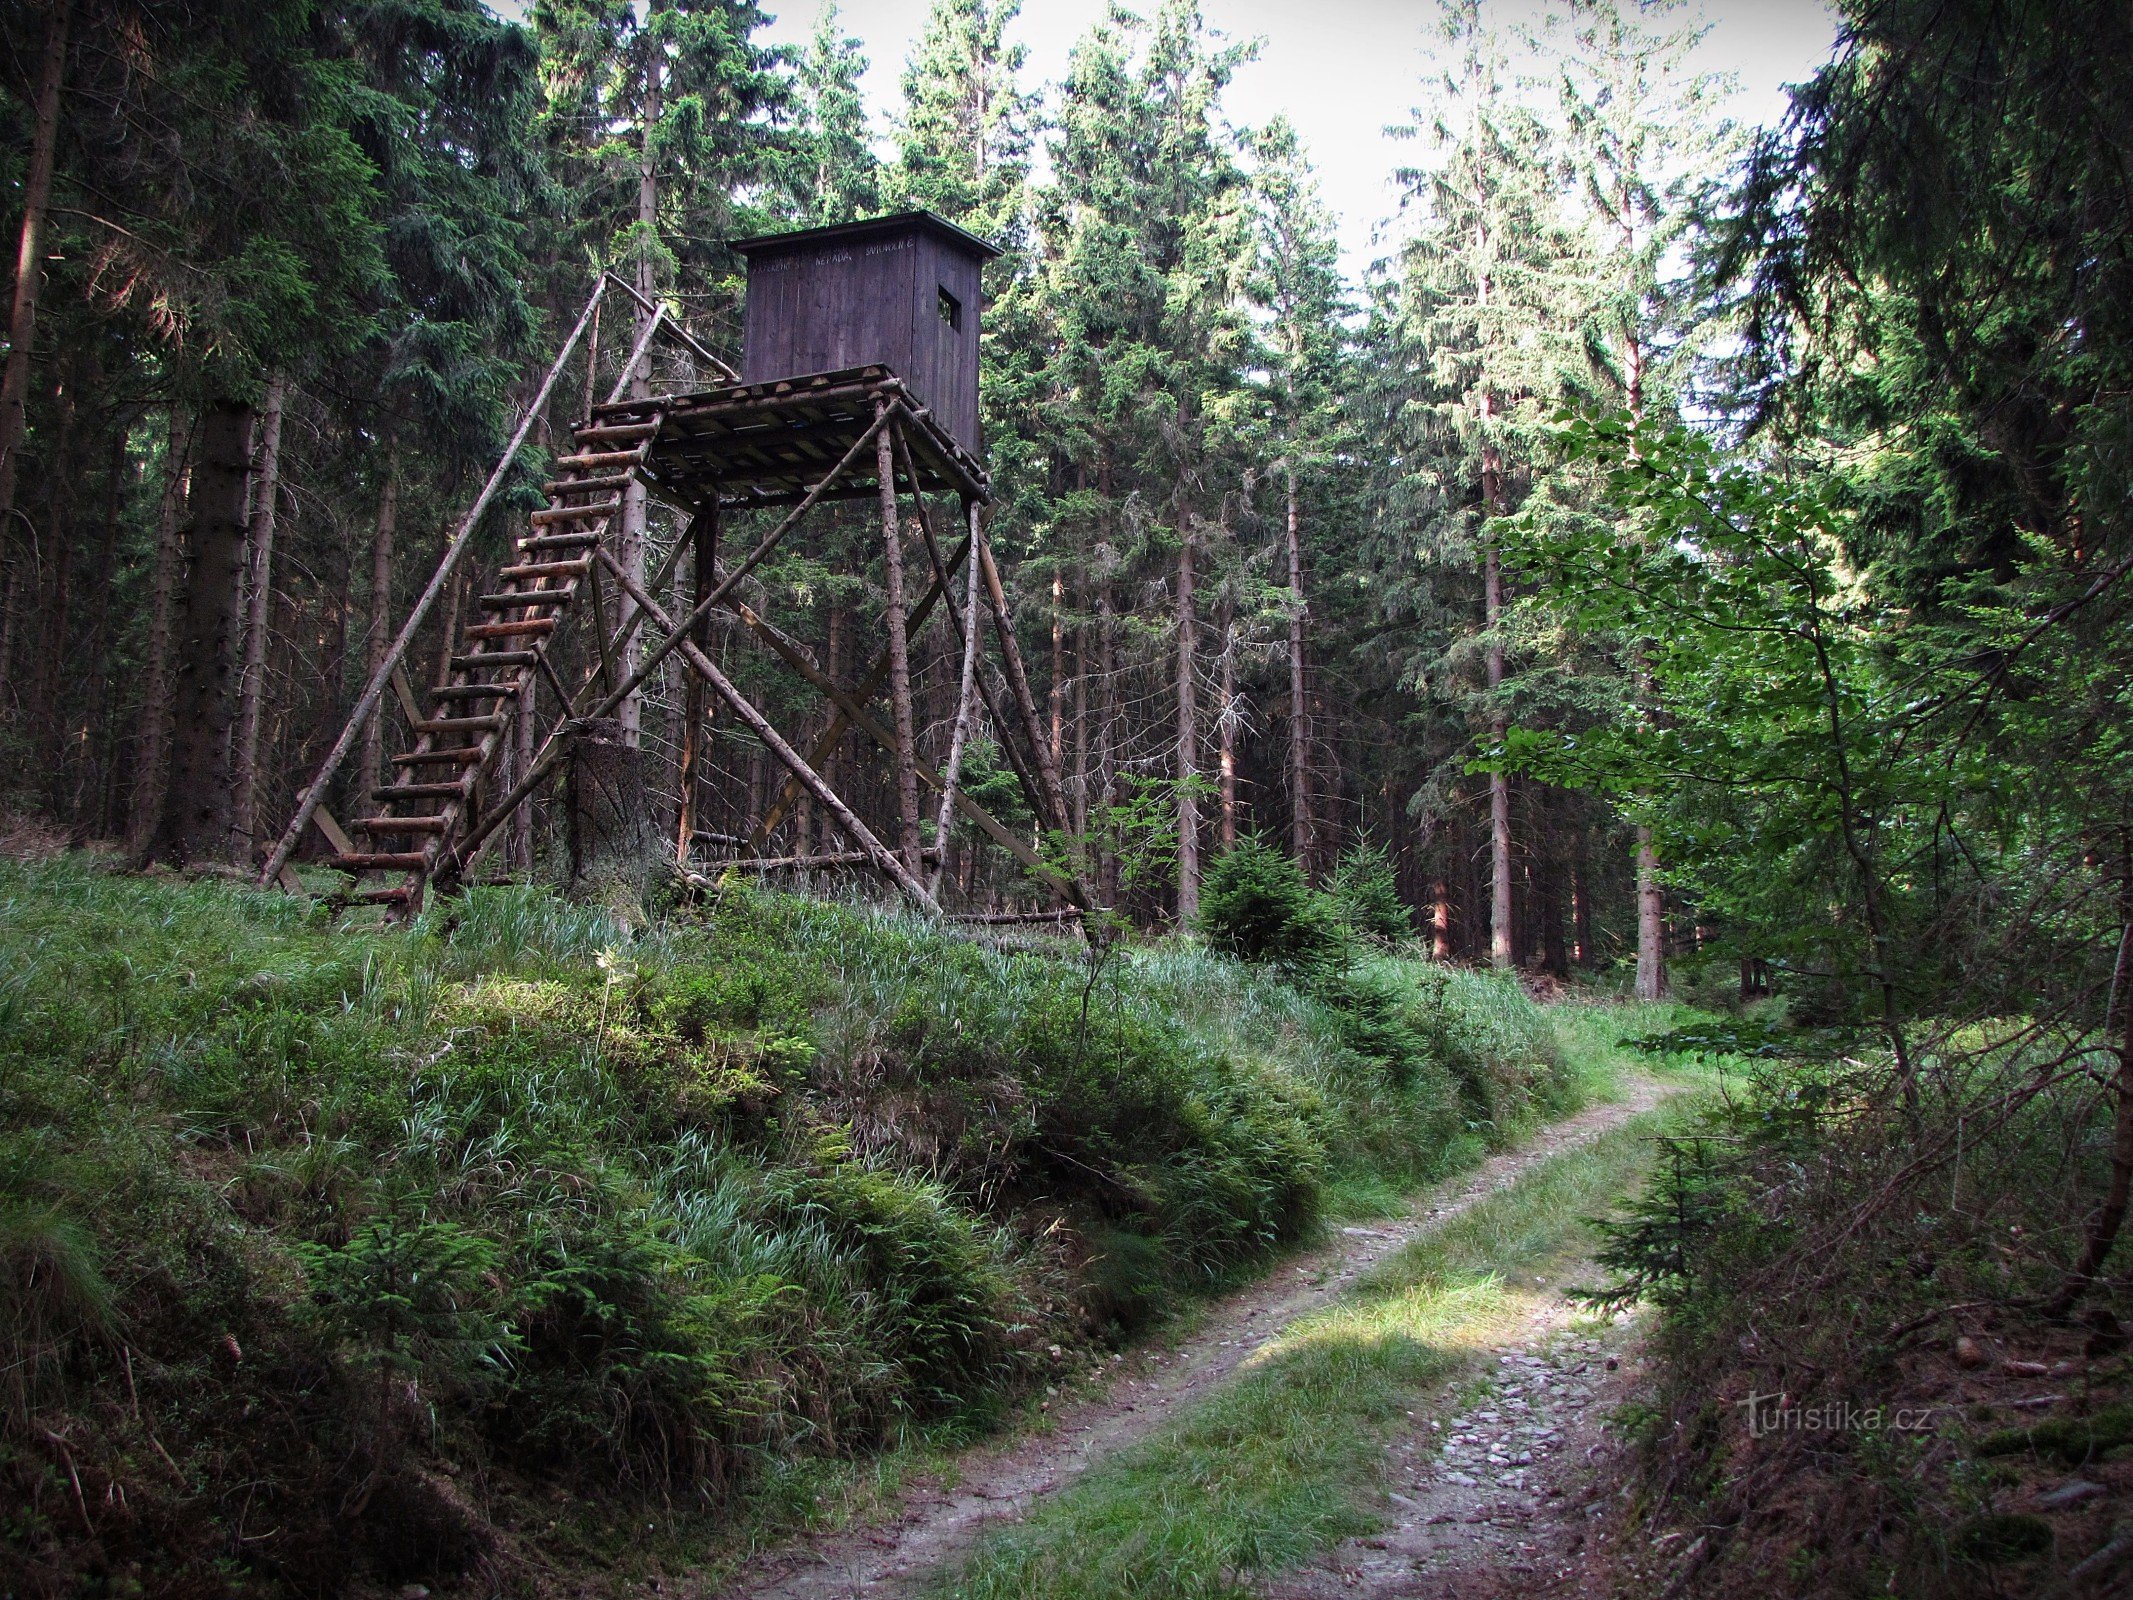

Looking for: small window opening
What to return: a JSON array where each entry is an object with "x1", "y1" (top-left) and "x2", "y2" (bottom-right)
[{"x1": 937, "y1": 285, "x2": 963, "y2": 332}]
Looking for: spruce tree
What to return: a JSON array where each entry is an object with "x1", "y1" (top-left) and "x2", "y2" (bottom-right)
[
  {"x1": 1373, "y1": 0, "x2": 1593, "y2": 966},
  {"x1": 1558, "y1": 0, "x2": 1737, "y2": 997}
]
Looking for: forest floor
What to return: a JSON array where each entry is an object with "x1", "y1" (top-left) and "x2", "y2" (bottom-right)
[{"x1": 720, "y1": 1070, "x2": 1682, "y2": 1600}]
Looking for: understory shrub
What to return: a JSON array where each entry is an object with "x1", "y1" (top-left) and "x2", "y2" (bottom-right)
[{"x1": 1585, "y1": 1039, "x2": 2133, "y2": 1599}]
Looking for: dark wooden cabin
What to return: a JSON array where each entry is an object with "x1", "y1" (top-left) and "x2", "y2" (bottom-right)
[{"x1": 732, "y1": 211, "x2": 1000, "y2": 460}]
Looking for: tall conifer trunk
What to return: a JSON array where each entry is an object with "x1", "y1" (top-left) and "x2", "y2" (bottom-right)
[
  {"x1": 877, "y1": 424, "x2": 924, "y2": 875},
  {"x1": 152, "y1": 398, "x2": 255, "y2": 865},
  {"x1": 1050, "y1": 572, "x2": 1065, "y2": 772},
  {"x1": 1626, "y1": 344, "x2": 1667, "y2": 999},
  {"x1": 230, "y1": 374, "x2": 287, "y2": 857},
  {"x1": 128, "y1": 409, "x2": 192, "y2": 858},
  {"x1": 1217, "y1": 597, "x2": 1236, "y2": 847},
  {"x1": 616, "y1": 3, "x2": 664, "y2": 746},
  {"x1": 1483, "y1": 423, "x2": 1512, "y2": 969},
  {"x1": 0, "y1": 0, "x2": 73, "y2": 616},
  {"x1": 1285, "y1": 463, "x2": 1311, "y2": 874},
  {"x1": 359, "y1": 451, "x2": 398, "y2": 817},
  {"x1": 1175, "y1": 518, "x2": 1199, "y2": 921}
]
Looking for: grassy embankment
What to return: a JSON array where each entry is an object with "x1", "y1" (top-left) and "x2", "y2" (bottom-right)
[
  {"x1": 931, "y1": 1010, "x2": 1709, "y2": 1600},
  {"x1": 1, "y1": 854, "x2": 1587, "y2": 1598}
]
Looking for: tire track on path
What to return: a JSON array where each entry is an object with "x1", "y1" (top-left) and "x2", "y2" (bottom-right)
[{"x1": 722, "y1": 1075, "x2": 1673, "y2": 1600}]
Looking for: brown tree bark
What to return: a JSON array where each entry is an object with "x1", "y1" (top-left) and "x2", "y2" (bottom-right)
[
  {"x1": 1570, "y1": 847, "x2": 1594, "y2": 969},
  {"x1": 930, "y1": 507, "x2": 986, "y2": 898},
  {"x1": 25, "y1": 359, "x2": 78, "y2": 766},
  {"x1": 151, "y1": 398, "x2": 254, "y2": 865},
  {"x1": 1049, "y1": 571, "x2": 1065, "y2": 771},
  {"x1": 676, "y1": 505, "x2": 718, "y2": 864},
  {"x1": 77, "y1": 424, "x2": 130, "y2": 833},
  {"x1": 877, "y1": 421, "x2": 924, "y2": 875},
  {"x1": 127, "y1": 408, "x2": 192, "y2": 857},
  {"x1": 1483, "y1": 423, "x2": 1512, "y2": 970},
  {"x1": 1071, "y1": 622, "x2": 1088, "y2": 837},
  {"x1": 1217, "y1": 597, "x2": 1237, "y2": 848},
  {"x1": 510, "y1": 675, "x2": 536, "y2": 871},
  {"x1": 615, "y1": 2, "x2": 664, "y2": 747},
  {"x1": 358, "y1": 451, "x2": 398, "y2": 816},
  {"x1": 1634, "y1": 828, "x2": 1667, "y2": 999},
  {"x1": 2049, "y1": 862, "x2": 2133, "y2": 1317},
  {"x1": 0, "y1": 0, "x2": 74, "y2": 564},
  {"x1": 1175, "y1": 518, "x2": 1200, "y2": 922},
  {"x1": 1285, "y1": 462, "x2": 1312, "y2": 875},
  {"x1": 1096, "y1": 581, "x2": 1118, "y2": 905},
  {"x1": 1430, "y1": 876, "x2": 1454, "y2": 960},
  {"x1": 230, "y1": 374, "x2": 287, "y2": 857}
]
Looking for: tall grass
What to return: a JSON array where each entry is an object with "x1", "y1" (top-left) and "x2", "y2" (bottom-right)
[{"x1": 0, "y1": 856, "x2": 1582, "y2": 1596}]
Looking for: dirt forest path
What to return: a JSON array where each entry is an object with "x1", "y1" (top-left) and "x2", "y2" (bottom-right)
[{"x1": 722, "y1": 1076, "x2": 1676, "y2": 1600}]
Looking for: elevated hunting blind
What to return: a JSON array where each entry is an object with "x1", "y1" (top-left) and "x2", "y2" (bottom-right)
[
  {"x1": 733, "y1": 211, "x2": 998, "y2": 458},
  {"x1": 262, "y1": 225, "x2": 1094, "y2": 933}
]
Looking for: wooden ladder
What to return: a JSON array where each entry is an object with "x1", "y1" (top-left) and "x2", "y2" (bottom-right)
[{"x1": 329, "y1": 419, "x2": 660, "y2": 913}]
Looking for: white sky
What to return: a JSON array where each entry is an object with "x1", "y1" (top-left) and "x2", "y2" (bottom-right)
[
  {"x1": 485, "y1": 0, "x2": 1844, "y2": 278},
  {"x1": 757, "y1": 0, "x2": 1844, "y2": 277}
]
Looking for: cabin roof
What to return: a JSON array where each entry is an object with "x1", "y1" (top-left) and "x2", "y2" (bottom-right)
[{"x1": 730, "y1": 209, "x2": 1003, "y2": 263}]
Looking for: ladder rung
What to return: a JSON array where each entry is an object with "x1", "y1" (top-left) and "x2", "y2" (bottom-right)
[
  {"x1": 373, "y1": 781, "x2": 470, "y2": 802},
  {"x1": 498, "y1": 558, "x2": 592, "y2": 581},
  {"x1": 450, "y1": 650, "x2": 537, "y2": 671},
  {"x1": 417, "y1": 713, "x2": 508, "y2": 735},
  {"x1": 349, "y1": 884, "x2": 416, "y2": 904},
  {"x1": 332, "y1": 851, "x2": 431, "y2": 871},
  {"x1": 359, "y1": 816, "x2": 450, "y2": 834},
  {"x1": 572, "y1": 421, "x2": 659, "y2": 445},
  {"x1": 393, "y1": 746, "x2": 487, "y2": 766},
  {"x1": 530, "y1": 500, "x2": 619, "y2": 526},
  {"x1": 519, "y1": 530, "x2": 603, "y2": 549},
  {"x1": 553, "y1": 448, "x2": 646, "y2": 472},
  {"x1": 545, "y1": 472, "x2": 635, "y2": 496},
  {"x1": 478, "y1": 591, "x2": 568, "y2": 612},
  {"x1": 430, "y1": 683, "x2": 520, "y2": 701},
  {"x1": 465, "y1": 619, "x2": 556, "y2": 640}
]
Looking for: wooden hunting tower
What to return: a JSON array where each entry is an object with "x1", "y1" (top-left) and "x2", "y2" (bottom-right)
[
  {"x1": 265, "y1": 242, "x2": 1098, "y2": 931},
  {"x1": 733, "y1": 211, "x2": 999, "y2": 458}
]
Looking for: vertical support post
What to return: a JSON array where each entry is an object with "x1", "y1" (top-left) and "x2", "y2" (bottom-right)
[
  {"x1": 676, "y1": 501, "x2": 718, "y2": 865},
  {"x1": 975, "y1": 501, "x2": 1070, "y2": 841},
  {"x1": 876, "y1": 408, "x2": 924, "y2": 876},
  {"x1": 510, "y1": 674, "x2": 536, "y2": 870}
]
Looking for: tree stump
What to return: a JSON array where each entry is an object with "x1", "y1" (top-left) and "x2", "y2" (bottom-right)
[{"x1": 567, "y1": 718, "x2": 661, "y2": 903}]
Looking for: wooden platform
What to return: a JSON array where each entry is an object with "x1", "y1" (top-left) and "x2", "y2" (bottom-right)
[{"x1": 595, "y1": 364, "x2": 990, "y2": 512}]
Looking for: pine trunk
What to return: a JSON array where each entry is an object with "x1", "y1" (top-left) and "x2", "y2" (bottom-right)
[
  {"x1": 1483, "y1": 426, "x2": 1512, "y2": 970},
  {"x1": 230, "y1": 374, "x2": 287, "y2": 858},
  {"x1": 0, "y1": 0, "x2": 73, "y2": 559},
  {"x1": 78, "y1": 427, "x2": 130, "y2": 833},
  {"x1": 1285, "y1": 463, "x2": 1311, "y2": 875},
  {"x1": 1049, "y1": 572, "x2": 1065, "y2": 771},
  {"x1": 26, "y1": 362, "x2": 78, "y2": 769},
  {"x1": 152, "y1": 398, "x2": 254, "y2": 865},
  {"x1": 1217, "y1": 597, "x2": 1237, "y2": 848},
  {"x1": 930, "y1": 513, "x2": 986, "y2": 897},
  {"x1": 127, "y1": 409, "x2": 193, "y2": 857},
  {"x1": 510, "y1": 675, "x2": 536, "y2": 871},
  {"x1": 1175, "y1": 521, "x2": 1199, "y2": 923},
  {"x1": 877, "y1": 422, "x2": 924, "y2": 875},
  {"x1": 359, "y1": 454, "x2": 398, "y2": 818},
  {"x1": 616, "y1": 20, "x2": 663, "y2": 747},
  {"x1": 1635, "y1": 828, "x2": 1666, "y2": 999},
  {"x1": 1071, "y1": 623, "x2": 1088, "y2": 837},
  {"x1": 1096, "y1": 583, "x2": 1118, "y2": 906}
]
